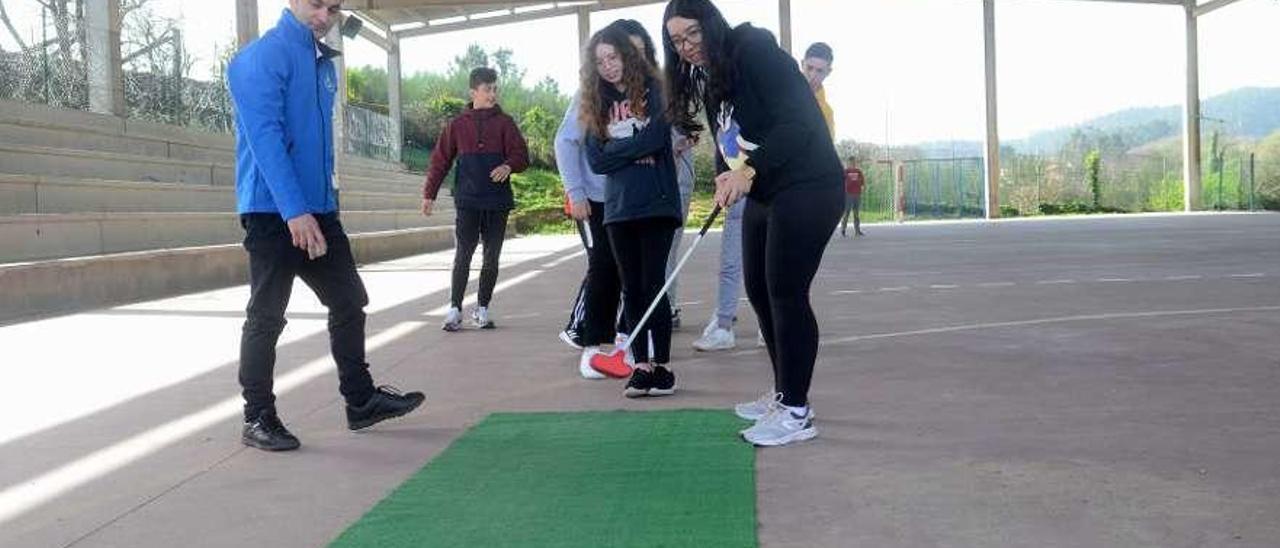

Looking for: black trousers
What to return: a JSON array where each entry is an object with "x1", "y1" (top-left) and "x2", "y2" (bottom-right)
[
  {"x1": 841, "y1": 194, "x2": 862, "y2": 234},
  {"x1": 577, "y1": 201, "x2": 625, "y2": 346},
  {"x1": 565, "y1": 204, "x2": 629, "y2": 345},
  {"x1": 742, "y1": 184, "x2": 843, "y2": 407},
  {"x1": 451, "y1": 207, "x2": 509, "y2": 309},
  {"x1": 608, "y1": 217, "x2": 675, "y2": 364},
  {"x1": 239, "y1": 212, "x2": 375, "y2": 420}
]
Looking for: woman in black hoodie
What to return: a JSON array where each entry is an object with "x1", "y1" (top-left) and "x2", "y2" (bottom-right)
[
  {"x1": 582, "y1": 25, "x2": 684, "y2": 398},
  {"x1": 663, "y1": 0, "x2": 845, "y2": 446}
]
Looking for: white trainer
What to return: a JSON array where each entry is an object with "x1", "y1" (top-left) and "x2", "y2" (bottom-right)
[
  {"x1": 734, "y1": 390, "x2": 780, "y2": 421},
  {"x1": 441, "y1": 307, "x2": 462, "y2": 332},
  {"x1": 741, "y1": 403, "x2": 817, "y2": 447},
  {"x1": 470, "y1": 306, "x2": 495, "y2": 329},
  {"x1": 579, "y1": 347, "x2": 606, "y2": 379},
  {"x1": 693, "y1": 326, "x2": 736, "y2": 352}
]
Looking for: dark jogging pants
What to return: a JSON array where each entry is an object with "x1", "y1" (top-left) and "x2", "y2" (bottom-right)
[{"x1": 451, "y1": 207, "x2": 509, "y2": 310}]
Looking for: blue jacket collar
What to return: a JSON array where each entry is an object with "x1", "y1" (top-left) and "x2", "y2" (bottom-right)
[
  {"x1": 277, "y1": 8, "x2": 316, "y2": 48},
  {"x1": 277, "y1": 9, "x2": 343, "y2": 58}
]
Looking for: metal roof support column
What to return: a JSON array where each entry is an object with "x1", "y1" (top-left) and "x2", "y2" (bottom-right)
[
  {"x1": 778, "y1": 0, "x2": 792, "y2": 55},
  {"x1": 1182, "y1": 0, "x2": 1202, "y2": 211},
  {"x1": 86, "y1": 0, "x2": 124, "y2": 116},
  {"x1": 982, "y1": 0, "x2": 1001, "y2": 219},
  {"x1": 236, "y1": 0, "x2": 258, "y2": 49},
  {"x1": 388, "y1": 33, "x2": 403, "y2": 165}
]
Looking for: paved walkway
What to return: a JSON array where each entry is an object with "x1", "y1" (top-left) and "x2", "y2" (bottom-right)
[{"x1": 2, "y1": 212, "x2": 1278, "y2": 547}]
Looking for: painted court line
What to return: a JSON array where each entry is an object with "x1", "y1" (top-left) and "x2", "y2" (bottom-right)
[
  {"x1": 1098, "y1": 278, "x2": 1136, "y2": 282},
  {"x1": 832, "y1": 290, "x2": 862, "y2": 295},
  {"x1": 1036, "y1": 279, "x2": 1076, "y2": 285},
  {"x1": 0, "y1": 322, "x2": 426, "y2": 526},
  {"x1": 977, "y1": 282, "x2": 1016, "y2": 288},
  {"x1": 823, "y1": 306, "x2": 1280, "y2": 347},
  {"x1": 425, "y1": 270, "x2": 545, "y2": 316},
  {"x1": 1164, "y1": 275, "x2": 1203, "y2": 281},
  {"x1": 879, "y1": 287, "x2": 911, "y2": 292},
  {"x1": 929, "y1": 285, "x2": 959, "y2": 289},
  {"x1": 1229, "y1": 273, "x2": 1266, "y2": 278}
]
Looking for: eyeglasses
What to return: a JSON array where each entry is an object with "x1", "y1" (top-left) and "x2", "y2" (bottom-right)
[{"x1": 669, "y1": 25, "x2": 703, "y2": 52}]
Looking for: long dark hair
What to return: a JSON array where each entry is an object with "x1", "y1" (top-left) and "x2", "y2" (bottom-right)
[
  {"x1": 611, "y1": 19, "x2": 658, "y2": 68},
  {"x1": 661, "y1": 0, "x2": 734, "y2": 134},
  {"x1": 578, "y1": 25, "x2": 658, "y2": 141}
]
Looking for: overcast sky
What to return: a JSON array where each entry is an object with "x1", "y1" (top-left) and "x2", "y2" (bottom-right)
[{"x1": 2, "y1": 0, "x2": 1276, "y2": 144}]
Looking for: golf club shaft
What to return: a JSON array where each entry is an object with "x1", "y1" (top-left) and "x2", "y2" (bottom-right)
[{"x1": 619, "y1": 204, "x2": 723, "y2": 352}]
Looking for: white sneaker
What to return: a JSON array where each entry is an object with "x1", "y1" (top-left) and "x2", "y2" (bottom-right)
[
  {"x1": 471, "y1": 306, "x2": 495, "y2": 329},
  {"x1": 693, "y1": 326, "x2": 736, "y2": 352},
  {"x1": 734, "y1": 390, "x2": 779, "y2": 421},
  {"x1": 441, "y1": 307, "x2": 462, "y2": 332},
  {"x1": 742, "y1": 403, "x2": 817, "y2": 447},
  {"x1": 579, "y1": 346, "x2": 606, "y2": 379},
  {"x1": 756, "y1": 329, "x2": 766, "y2": 348},
  {"x1": 700, "y1": 317, "x2": 719, "y2": 339}
]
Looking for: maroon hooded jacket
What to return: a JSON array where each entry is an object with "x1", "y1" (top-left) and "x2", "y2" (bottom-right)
[{"x1": 424, "y1": 103, "x2": 529, "y2": 211}]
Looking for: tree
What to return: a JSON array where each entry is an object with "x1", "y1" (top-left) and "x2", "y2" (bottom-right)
[
  {"x1": 1085, "y1": 149, "x2": 1102, "y2": 209},
  {"x1": 519, "y1": 104, "x2": 558, "y2": 168},
  {"x1": 1254, "y1": 130, "x2": 1280, "y2": 209}
]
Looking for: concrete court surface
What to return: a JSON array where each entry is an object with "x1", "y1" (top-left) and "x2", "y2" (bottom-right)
[{"x1": 0, "y1": 212, "x2": 1277, "y2": 548}]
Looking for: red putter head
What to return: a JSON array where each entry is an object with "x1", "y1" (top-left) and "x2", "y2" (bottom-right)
[{"x1": 589, "y1": 350, "x2": 633, "y2": 378}]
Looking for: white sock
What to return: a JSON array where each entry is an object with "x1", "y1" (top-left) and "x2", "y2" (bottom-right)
[{"x1": 784, "y1": 404, "x2": 809, "y2": 418}]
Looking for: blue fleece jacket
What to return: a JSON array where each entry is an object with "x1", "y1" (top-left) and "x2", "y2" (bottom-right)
[{"x1": 228, "y1": 9, "x2": 338, "y2": 221}]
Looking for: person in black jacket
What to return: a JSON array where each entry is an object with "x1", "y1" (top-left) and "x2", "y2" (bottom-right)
[
  {"x1": 423, "y1": 67, "x2": 530, "y2": 332},
  {"x1": 663, "y1": 0, "x2": 845, "y2": 446},
  {"x1": 581, "y1": 25, "x2": 683, "y2": 398}
]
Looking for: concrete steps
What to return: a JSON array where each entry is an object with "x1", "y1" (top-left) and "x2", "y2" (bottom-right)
[
  {"x1": 0, "y1": 143, "x2": 233, "y2": 185},
  {"x1": 0, "y1": 99, "x2": 454, "y2": 321},
  {"x1": 0, "y1": 98, "x2": 234, "y2": 163},
  {"x1": 0, "y1": 209, "x2": 456, "y2": 264},
  {"x1": 0, "y1": 225, "x2": 456, "y2": 324},
  {"x1": 0, "y1": 174, "x2": 426, "y2": 215}
]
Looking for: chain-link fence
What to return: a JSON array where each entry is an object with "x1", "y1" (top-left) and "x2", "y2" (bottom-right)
[
  {"x1": 0, "y1": 2, "x2": 90, "y2": 110},
  {"x1": 0, "y1": 1, "x2": 235, "y2": 133},
  {"x1": 1000, "y1": 149, "x2": 1262, "y2": 215},
  {"x1": 902, "y1": 157, "x2": 986, "y2": 220}
]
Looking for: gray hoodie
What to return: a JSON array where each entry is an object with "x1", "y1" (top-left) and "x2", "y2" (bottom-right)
[{"x1": 554, "y1": 92, "x2": 608, "y2": 205}]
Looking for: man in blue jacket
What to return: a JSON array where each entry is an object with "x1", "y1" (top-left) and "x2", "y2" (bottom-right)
[{"x1": 228, "y1": 0, "x2": 424, "y2": 452}]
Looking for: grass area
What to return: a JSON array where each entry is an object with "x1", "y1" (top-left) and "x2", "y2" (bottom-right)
[{"x1": 330, "y1": 410, "x2": 757, "y2": 548}]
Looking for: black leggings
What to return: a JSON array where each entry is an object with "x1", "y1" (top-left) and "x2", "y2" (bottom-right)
[
  {"x1": 451, "y1": 208, "x2": 509, "y2": 309},
  {"x1": 743, "y1": 184, "x2": 843, "y2": 407},
  {"x1": 608, "y1": 217, "x2": 675, "y2": 364}
]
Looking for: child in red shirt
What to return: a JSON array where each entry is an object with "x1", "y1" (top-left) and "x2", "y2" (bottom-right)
[{"x1": 841, "y1": 156, "x2": 865, "y2": 237}]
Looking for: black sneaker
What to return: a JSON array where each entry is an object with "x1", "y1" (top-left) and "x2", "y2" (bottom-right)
[
  {"x1": 346, "y1": 385, "x2": 426, "y2": 431},
  {"x1": 559, "y1": 328, "x2": 583, "y2": 350},
  {"x1": 671, "y1": 308, "x2": 682, "y2": 329},
  {"x1": 648, "y1": 366, "x2": 677, "y2": 397},
  {"x1": 242, "y1": 412, "x2": 301, "y2": 451},
  {"x1": 624, "y1": 368, "x2": 654, "y2": 398}
]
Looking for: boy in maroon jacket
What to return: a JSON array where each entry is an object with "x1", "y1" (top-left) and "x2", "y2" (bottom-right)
[
  {"x1": 842, "y1": 156, "x2": 866, "y2": 237},
  {"x1": 422, "y1": 67, "x2": 529, "y2": 331}
]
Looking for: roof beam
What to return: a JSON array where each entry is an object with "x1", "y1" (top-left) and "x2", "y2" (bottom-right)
[
  {"x1": 1057, "y1": 0, "x2": 1182, "y2": 5},
  {"x1": 345, "y1": 0, "x2": 540, "y2": 8},
  {"x1": 1194, "y1": 0, "x2": 1243, "y2": 17},
  {"x1": 390, "y1": 0, "x2": 657, "y2": 38}
]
